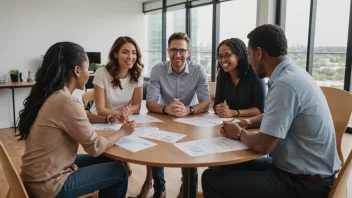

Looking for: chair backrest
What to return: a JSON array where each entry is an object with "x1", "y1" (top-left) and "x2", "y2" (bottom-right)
[
  {"x1": 208, "y1": 82, "x2": 216, "y2": 107},
  {"x1": 82, "y1": 90, "x2": 95, "y2": 107},
  {"x1": 329, "y1": 149, "x2": 352, "y2": 198},
  {"x1": 0, "y1": 141, "x2": 29, "y2": 198},
  {"x1": 321, "y1": 87, "x2": 352, "y2": 165}
]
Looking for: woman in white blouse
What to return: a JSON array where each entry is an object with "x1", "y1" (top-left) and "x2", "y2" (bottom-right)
[
  {"x1": 90, "y1": 36, "x2": 144, "y2": 117},
  {"x1": 91, "y1": 36, "x2": 152, "y2": 198}
]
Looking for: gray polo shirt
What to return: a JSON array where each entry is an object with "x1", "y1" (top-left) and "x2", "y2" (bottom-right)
[
  {"x1": 260, "y1": 58, "x2": 341, "y2": 177},
  {"x1": 146, "y1": 61, "x2": 210, "y2": 106}
]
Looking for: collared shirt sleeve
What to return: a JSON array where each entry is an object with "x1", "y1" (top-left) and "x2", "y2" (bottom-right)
[
  {"x1": 92, "y1": 67, "x2": 105, "y2": 89},
  {"x1": 252, "y1": 77, "x2": 266, "y2": 113},
  {"x1": 60, "y1": 98, "x2": 107, "y2": 157},
  {"x1": 146, "y1": 65, "x2": 161, "y2": 103},
  {"x1": 196, "y1": 66, "x2": 210, "y2": 102},
  {"x1": 213, "y1": 71, "x2": 225, "y2": 110},
  {"x1": 260, "y1": 83, "x2": 301, "y2": 139}
]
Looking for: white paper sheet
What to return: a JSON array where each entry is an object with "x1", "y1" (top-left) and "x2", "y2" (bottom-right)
[
  {"x1": 91, "y1": 124, "x2": 122, "y2": 131},
  {"x1": 174, "y1": 137, "x2": 248, "y2": 157},
  {"x1": 139, "y1": 130, "x2": 186, "y2": 143},
  {"x1": 174, "y1": 115, "x2": 238, "y2": 128},
  {"x1": 129, "y1": 114, "x2": 163, "y2": 123},
  {"x1": 115, "y1": 135, "x2": 157, "y2": 152},
  {"x1": 133, "y1": 127, "x2": 160, "y2": 136},
  {"x1": 200, "y1": 114, "x2": 238, "y2": 124}
]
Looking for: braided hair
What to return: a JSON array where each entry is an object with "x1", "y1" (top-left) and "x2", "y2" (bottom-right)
[
  {"x1": 17, "y1": 42, "x2": 87, "y2": 140},
  {"x1": 216, "y1": 38, "x2": 250, "y2": 79}
]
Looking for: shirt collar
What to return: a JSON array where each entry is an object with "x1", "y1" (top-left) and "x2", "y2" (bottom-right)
[
  {"x1": 167, "y1": 61, "x2": 190, "y2": 75},
  {"x1": 268, "y1": 58, "x2": 292, "y2": 88}
]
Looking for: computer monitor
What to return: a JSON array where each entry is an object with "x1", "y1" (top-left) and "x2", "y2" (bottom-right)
[{"x1": 86, "y1": 52, "x2": 101, "y2": 71}]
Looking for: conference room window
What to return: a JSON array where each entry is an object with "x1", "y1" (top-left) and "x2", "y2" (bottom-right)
[
  {"x1": 285, "y1": 0, "x2": 310, "y2": 70},
  {"x1": 145, "y1": 12, "x2": 163, "y2": 76},
  {"x1": 166, "y1": 8, "x2": 186, "y2": 60},
  {"x1": 312, "y1": 0, "x2": 350, "y2": 89},
  {"x1": 190, "y1": 5, "x2": 213, "y2": 80},
  {"x1": 219, "y1": 0, "x2": 257, "y2": 45}
]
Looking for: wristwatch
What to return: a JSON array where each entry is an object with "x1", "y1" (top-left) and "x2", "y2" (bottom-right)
[{"x1": 189, "y1": 106, "x2": 195, "y2": 115}]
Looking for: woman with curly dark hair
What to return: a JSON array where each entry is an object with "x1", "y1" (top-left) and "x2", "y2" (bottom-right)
[
  {"x1": 90, "y1": 36, "x2": 144, "y2": 117},
  {"x1": 18, "y1": 42, "x2": 136, "y2": 198},
  {"x1": 214, "y1": 38, "x2": 265, "y2": 118}
]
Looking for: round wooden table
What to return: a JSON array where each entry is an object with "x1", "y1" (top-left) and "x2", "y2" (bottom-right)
[{"x1": 97, "y1": 112, "x2": 260, "y2": 198}]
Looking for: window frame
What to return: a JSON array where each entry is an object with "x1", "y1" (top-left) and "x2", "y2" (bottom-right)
[{"x1": 276, "y1": 0, "x2": 352, "y2": 134}]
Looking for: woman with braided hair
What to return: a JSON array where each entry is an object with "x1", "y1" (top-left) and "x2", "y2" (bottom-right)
[
  {"x1": 18, "y1": 42, "x2": 136, "y2": 198},
  {"x1": 214, "y1": 38, "x2": 265, "y2": 118}
]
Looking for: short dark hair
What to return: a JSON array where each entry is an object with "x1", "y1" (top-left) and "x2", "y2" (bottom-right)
[
  {"x1": 247, "y1": 24, "x2": 287, "y2": 57},
  {"x1": 168, "y1": 32, "x2": 190, "y2": 48}
]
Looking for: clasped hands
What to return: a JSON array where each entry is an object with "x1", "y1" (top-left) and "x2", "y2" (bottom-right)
[
  {"x1": 215, "y1": 100, "x2": 233, "y2": 118},
  {"x1": 220, "y1": 119, "x2": 248, "y2": 140},
  {"x1": 107, "y1": 106, "x2": 131, "y2": 123},
  {"x1": 164, "y1": 98, "x2": 190, "y2": 117}
]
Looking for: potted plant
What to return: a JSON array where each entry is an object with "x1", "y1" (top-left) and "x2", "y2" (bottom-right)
[{"x1": 9, "y1": 69, "x2": 19, "y2": 82}]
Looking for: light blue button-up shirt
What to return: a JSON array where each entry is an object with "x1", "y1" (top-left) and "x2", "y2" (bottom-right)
[
  {"x1": 146, "y1": 61, "x2": 210, "y2": 106},
  {"x1": 260, "y1": 58, "x2": 341, "y2": 176}
]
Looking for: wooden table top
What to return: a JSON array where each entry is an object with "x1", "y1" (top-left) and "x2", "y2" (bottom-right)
[
  {"x1": 97, "y1": 112, "x2": 260, "y2": 168},
  {"x1": 0, "y1": 81, "x2": 35, "y2": 88}
]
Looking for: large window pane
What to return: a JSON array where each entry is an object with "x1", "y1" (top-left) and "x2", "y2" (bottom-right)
[
  {"x1": 285, "y1": 0, "x2": 310, "y2": 69},
  {"x1": 166, "y1": 8, "x2": 186, "y2": 60},
  {"x1": 144, "y1": 12, "x2": 162, "y2": 76},
  {"x1": 190, "y1": 5, "x2": 212, "y2": 80},
  {"x1": 219, "y1": 0, "x2": 257, "y2": 44},
  {"x1": 313, "y1": 0, "x2": 350, "y2": 89}
]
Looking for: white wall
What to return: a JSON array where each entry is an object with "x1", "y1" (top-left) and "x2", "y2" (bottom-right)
[{"x1": 0, "y1": 0, "x2": 144, "y2": 128}]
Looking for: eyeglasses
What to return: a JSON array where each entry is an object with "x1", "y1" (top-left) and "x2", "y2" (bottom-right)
[
  {"x1": 217, "y1": 53, "x2": 234, "y2": 61},
  {"x1": 169, "y1": 48, "x2": 188, "y2": 56}
]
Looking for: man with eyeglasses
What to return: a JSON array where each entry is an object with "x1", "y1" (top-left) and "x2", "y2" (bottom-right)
[{"x1": 146, "y1": 32, "x2": 210, "y2": 198}]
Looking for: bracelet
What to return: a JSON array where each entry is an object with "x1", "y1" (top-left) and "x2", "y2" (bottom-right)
[
  {"x1": 236, "y1": 109, "x2": 240, "y2": 116},
  {"x1": 105, "y1": 115, "x2": 112, "y2": 124},
  {"x1": 162, "y1": 105, "x2": 167, "y2": 115},
  {"x1": 237, "y1": 129, "x2": 243, "y2": 141}
]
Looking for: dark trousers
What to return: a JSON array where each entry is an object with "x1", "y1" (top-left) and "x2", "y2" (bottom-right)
[
  {"x1": 56, "y1": 154, "x2": 128, "y2": 198},
  {"x1": 152, "y1": 167, "x2": 198, "y2": 191},
  {"x1": 202, "y1": 156, "x2": 333, "y2": 198}
]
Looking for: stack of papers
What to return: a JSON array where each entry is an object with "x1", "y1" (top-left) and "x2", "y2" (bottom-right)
[
  {"x1": 174, "y1": 137, "x2": 248, "y2": 157},
  {"x1": 174, "y1": 114, "x2": 237, "y2": 128}
]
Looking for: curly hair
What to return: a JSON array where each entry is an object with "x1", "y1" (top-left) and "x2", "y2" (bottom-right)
[
  {"x1": 217, "y1": 38, "x2": 250, "y2": 79},
  {"x1": 105, "y1": 36, "x2": 144, "y2": 89},
  {"x1": 17, "y1": 42, "x2": 87, "y2": 140},
  {"x1": 247, "y1": 24, "x2": 287, "y2": 57}
]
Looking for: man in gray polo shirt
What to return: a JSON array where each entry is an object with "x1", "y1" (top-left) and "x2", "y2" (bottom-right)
[
  {"x1": 202, "y1": 24, "x2": 341, "y2": 198},
  {"x1": 145, "y1": 32, "x2": 210, "y2": 198}
]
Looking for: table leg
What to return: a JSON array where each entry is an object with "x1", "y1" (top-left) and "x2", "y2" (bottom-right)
[
  {"x1": 183, "y1": 168, "x2": 197, "y2": 198},
  {"x1": 11, "y1": 88, "x2": 16, "y2": 133}
]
